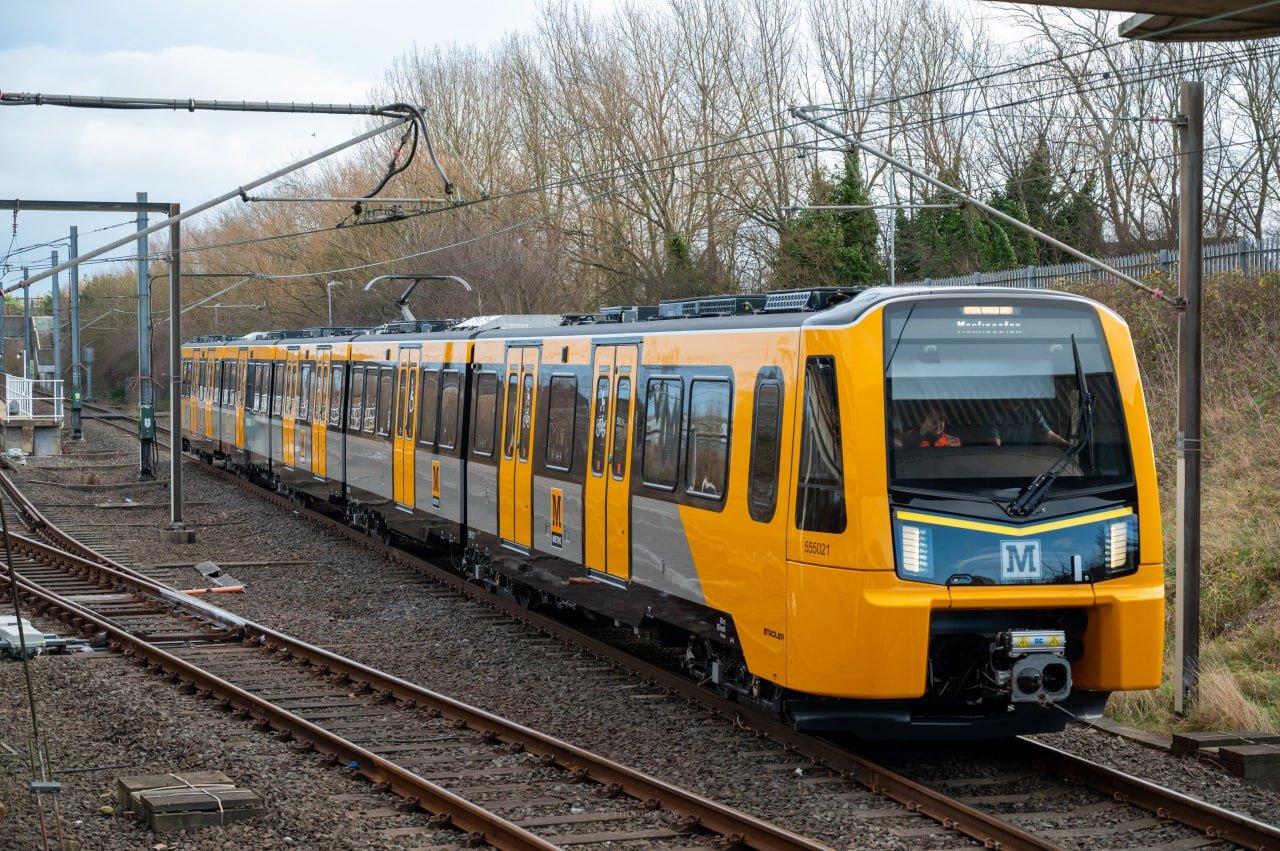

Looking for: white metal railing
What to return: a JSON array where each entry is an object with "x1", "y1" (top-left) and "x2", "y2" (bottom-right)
[
  {"x1": 2, "y1": 374, "x2": 64, "y2": 421},
  {"x1": 899, "y1": 237, "x2": 1280, "y2": 289}
]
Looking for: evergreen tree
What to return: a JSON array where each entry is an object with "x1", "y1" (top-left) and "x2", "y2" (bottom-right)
[
  {"x1": 896, "y1": 141, "x2": 1105, "y2": 278},
  {"x1": 774, "y1": 150, "x2": 883, "y2": 289}
]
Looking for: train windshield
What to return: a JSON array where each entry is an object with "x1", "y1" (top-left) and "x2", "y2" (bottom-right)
[{"x1": 884, "y1": 298, "x2": 1133, "y2": 499}]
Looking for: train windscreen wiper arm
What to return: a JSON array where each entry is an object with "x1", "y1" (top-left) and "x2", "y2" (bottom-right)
[{"x1": 1007, "y1": 334, "x2": 1094, "y2": 517}]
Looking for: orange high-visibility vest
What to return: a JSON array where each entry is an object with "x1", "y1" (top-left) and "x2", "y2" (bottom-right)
[{"x1": 919, "y1": 434, "x2": 961, "y2": 447}]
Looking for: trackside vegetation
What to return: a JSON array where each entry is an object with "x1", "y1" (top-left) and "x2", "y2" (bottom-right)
[{"x1": 1076, "y1": 274, "x2": 1280, "y2": 732}]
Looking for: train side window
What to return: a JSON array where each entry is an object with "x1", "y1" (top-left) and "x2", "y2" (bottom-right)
[
  {"x1": 376, "y1": 368, "x2": 394, "y2": 436},
  {"x1": 244, "y1": 364, "x2": 255, "y2": 412},
  {"x1": 439, "y1": 370, "x2": 462, "y2": 450},
  {"x1": 471, "y1": 372, "x2": 499, "y2": 457},
  {"x1": 349, "y1": 368, "x2": 366, "y2": 431},
  {"x1": 181, "y1": 360, "x2": 191, "y2": 399},
  {"x1": 642, "y1": 377, "x2": 682, "y2": 489},
  {"x1": 393, "y1": 367, "x2": 408, "y2": 440},
  {"x1": 685, "y1": 379, "x2": 730, "y2": 499},
  {"x1": 748, "y1": 380, "x2": 783, "y2": 522},
  {"x1": 260, "y1": 362, "x2": 271, "y2": 413},
  {"x1": 418, "y1": 370, "x2": 440, "y2": 447},
  {"x1": 401, "y1": 363, "x2": 417, "y2": 437},
  {"x1": 518, "y1": 372, "x2": 535, "y2": 462},
  {"x1": 299, "y1": 362, "x2": 313, "y2": 423},
  {"x1": 544, "y1": 375, "x2": 576, "y2": 471},
  {"x1": 328, "y1": 365, "x2": 345, "y2": 427},
  {"x1": 503, "y1": 373, "x2": 520, "y2": 459},
  {"x1": 589, "y1": 376, "x2": 609, "y2": 475},
  {"x1": 272, "y1": 363, "x2": 284, "y2": 415},
  {"x1": 362, "y1": 369, "x2": 379, "y2": 432},
  {"x1": 795, "y1": 356, "x2": 847, "y2": 534},
  {"x1": 611, "y1": 377, "x2": 631, "y2": 480}
]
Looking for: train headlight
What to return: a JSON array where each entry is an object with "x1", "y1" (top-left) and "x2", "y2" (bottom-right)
[
  {"x1": 900, "y1": 525, "x2": 931, "y2": 576},
  {"x1": 1106, "y1": 520, "x2": 1129, "y2": 571}
]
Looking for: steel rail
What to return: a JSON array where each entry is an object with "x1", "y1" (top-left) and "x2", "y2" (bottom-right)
[
  {"x1": 0, "y1": 455, "x2": 830, "y2": 851},
  {"x1": 1017, "y1": 738, "x2": 1280, "y2": 851},
  {"x1": 0, "y1": 555, "x2": 558, "y2": 851}
]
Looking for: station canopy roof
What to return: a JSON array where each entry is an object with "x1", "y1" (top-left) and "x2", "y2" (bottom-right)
[{"x1": 1006, "y1": 1, "x2": 1280, "y2": 41}]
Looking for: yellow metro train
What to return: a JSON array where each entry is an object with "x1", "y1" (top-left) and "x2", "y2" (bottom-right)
[{"x1": 181, "y1": 286, "x2": 1163, "y2": 738}]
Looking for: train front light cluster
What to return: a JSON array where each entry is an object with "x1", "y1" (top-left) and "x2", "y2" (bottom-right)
[
  {"x1": 1107, "y1": 520, "x2": 1129, "y2": 571},
  {"x1": 900, "y1": 525, "x2": 931, "y2": 577}
]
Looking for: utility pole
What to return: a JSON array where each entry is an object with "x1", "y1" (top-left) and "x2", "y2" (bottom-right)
[
  {"x1": 69, "y1": 226, "x2": 82, "y2": 439},
  {"x1": 1174, "y1": 81, "x2": 1204, "y2": 716},
  {"x1": 51, "y1": 251, "x2": 61, "y2": 384},
  {"x1": 166, "y1": 203, "x2": 193, "y2": 542},
  {"x1": 327, "y1": 280, "x2": 342, "y2": 327},
  {"x1": 22, "y1": 268, "x2": 31, "y2": 379},
  {"x1": 137, "y1": 192, "x2": 155, "y2": 481}
]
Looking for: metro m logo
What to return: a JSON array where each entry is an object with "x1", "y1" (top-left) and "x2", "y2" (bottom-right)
[
  {"x1": 550, "y1": 488, "x2": 564, "y2": 548},
  {"x1": 1000, "y1": 539, "x2": 1042, "y2": 581}
]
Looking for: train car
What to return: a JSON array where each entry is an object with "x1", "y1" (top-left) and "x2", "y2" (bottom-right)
[{"x1": 180, "y1": 285, "x2": 1163, "y2": 738}]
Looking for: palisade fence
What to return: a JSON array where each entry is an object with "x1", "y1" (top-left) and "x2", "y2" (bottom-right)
[{"x1": 897, "y1": 237, "x2": 1280, "y2": 289}]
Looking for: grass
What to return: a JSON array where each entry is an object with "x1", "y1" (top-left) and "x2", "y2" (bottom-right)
[{"x1": 1073, "y1": 273, "x2": 1280, "y2": 733}]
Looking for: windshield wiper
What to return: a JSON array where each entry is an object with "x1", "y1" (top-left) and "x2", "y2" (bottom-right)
[{"x1": 1007, "y1": 334, "x2": 1094, "y2": 517}]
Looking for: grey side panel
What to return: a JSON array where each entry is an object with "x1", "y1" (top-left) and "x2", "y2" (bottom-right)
[
  {"x1": 467, "y1": 463, "x2": 498, "y2": 535},
  {"x1": 327, "y1": 432, "x2": 343, "y2": 485},
  {"x1": 269, "y1": 419, "x2": 282, "y2": 463},
  {"x1": 347, "y1": 433, "x2": 393, "y2": 500},
  {"x1": 631, "y1": 495, "x2": 705, "y2": 605},
  {"x1": 413, "y1": 452, "x2": 463, "y2": 523},
  {"x1": 532, "y1": 476, "x2": 583, "y2": 564},
  {"x1": 246, "y1": 413, "x2": 269, "y2": 460}
]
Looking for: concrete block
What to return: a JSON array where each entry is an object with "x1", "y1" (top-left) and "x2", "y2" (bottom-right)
[{"x1": 159, "y1": 527, "x2": 197, "y2": 544}]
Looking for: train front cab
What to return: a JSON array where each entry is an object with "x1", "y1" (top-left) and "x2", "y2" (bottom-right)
[{"x1": 782, "y1": 290, "x2": 1164, "y2": 739}]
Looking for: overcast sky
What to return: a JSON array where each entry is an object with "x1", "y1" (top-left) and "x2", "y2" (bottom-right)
[
  {"x1": 1, "y1": 0, "x2": 1018, "y2": 296},
  {"x1": 0, "y1": 0, "x2": 558, "y2": 293}
]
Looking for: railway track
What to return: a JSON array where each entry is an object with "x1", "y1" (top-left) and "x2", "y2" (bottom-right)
[
  {"x1": 0, "y1": 461, "x2": 831, "y2": 851},
  {"x1": 71, "y1": 406, "x2": 1280, "y2": 850}
]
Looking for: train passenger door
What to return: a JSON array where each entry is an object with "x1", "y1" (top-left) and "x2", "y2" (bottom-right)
[
  {"x1": 584, "y1": 344, "x2": 638, "y2": 581},
  {"x1": 202, "y1": 355, "x2": 215, "y2": 440},
  {"x1": 235, "y1": 349, "x2": 249, "y2": 448},
  {"x1": 313, "y1": 348, "x2": 331, "y2": 478},
  {"x1": 393, "y1": 348, "x2": 421, "y2": 508},
  {"x1": 499, "y1": 345, "x2": 541, "y2": 549},
  {"x1": 282, "y1": 348, "x2": 299, "y2": 467},
  {"x1": 192, "y1": 355, "x2": 205, "y2": 437}
]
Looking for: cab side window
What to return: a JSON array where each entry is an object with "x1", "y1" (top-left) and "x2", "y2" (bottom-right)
[{"x1": 795, "y1": 356, "x2": 846, "y2": 534}]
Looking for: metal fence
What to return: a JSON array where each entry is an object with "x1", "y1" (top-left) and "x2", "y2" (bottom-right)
[
  {"x1": 899, "y1": 237, "x2": 1280, "y2": 289},
  {"x1": 2, "y1": 375, "x2": 64, "y2": 421}
]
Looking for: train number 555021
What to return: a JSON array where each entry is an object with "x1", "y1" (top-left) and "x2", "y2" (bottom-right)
[{"x1": 802, "y1": 541, "x2": 830, "y2": 556}]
